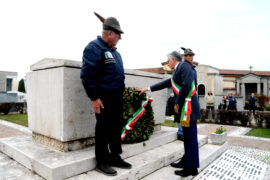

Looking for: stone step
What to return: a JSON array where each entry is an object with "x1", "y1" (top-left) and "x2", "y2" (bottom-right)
[
  {"x1": 67, "y1": 135, "x2": 208, "y2": 180},
  {"x1": 142, "y1": 142, "x2": 229, "y2": 180},
  {"x1": 0, "y1": 128, "x2": 179, "y2": 180}
]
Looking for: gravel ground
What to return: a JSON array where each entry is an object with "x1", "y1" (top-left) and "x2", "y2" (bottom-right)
[{"x1": 229, "y1": 145, "x2": 270, "y2": 164}]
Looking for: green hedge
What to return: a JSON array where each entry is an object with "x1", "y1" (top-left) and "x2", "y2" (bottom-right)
[{"x1": 264, "y1": 105, "x2": 270, "y2": 111}]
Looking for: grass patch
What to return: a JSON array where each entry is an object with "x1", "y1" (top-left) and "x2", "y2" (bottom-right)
[
  {"x1": 246, "y1": 128, "x2": 270, "y2": 138},
  {"x1": 162, "y1": 120, "x2": 178, "y2": 128},
  {"x1": 0, "y1": 114, "x2": 28, "y2": 127}
]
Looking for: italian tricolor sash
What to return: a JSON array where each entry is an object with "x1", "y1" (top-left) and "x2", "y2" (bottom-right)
[
  {"x1": 121, "y1": 96, "x2": 153, "y2": 141},
  {"x1": 171, "y1": 77, "x2": 196, "y2": 127},
  {"x1": 171, "y1": 78, "x2": 180, "y2": 95}
]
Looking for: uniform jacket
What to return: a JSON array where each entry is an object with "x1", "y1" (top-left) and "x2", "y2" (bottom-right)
[
  {"x1": 150, "y1": 60, "x2": 200, "y2": 122},
  {"x1": 80, "y1": 36, "x2": 125, "y2": 101},
  {"x1": 192, "y1": 65, "x2": 198, "y2": 89}
]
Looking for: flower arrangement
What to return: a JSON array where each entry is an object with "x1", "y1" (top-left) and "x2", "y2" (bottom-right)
[
  {"x1": 213, "y1": 126, "x2": 227, "y2": 134},
  {"x1": 211, "y1": 126, "x2": 227, "y2": 145}
]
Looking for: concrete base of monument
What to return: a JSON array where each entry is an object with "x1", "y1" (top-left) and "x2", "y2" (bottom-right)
[
  {"x1": 0, "y1": 127, "x2": 182, "y2": 180},
  {"x1": 32, "y1": 132, "x2": 95, "y2": 152},
  {"x1": 31, "y1": 124, "x2": 162, "y2": 152},
  {"x1": 154, "y1": 124, "x2": 161, "y2": 131}
]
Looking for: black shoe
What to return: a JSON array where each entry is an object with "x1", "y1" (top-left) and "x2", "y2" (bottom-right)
[
  {"x1": 171, "y1": 161, "x2": 185, "y2": 168},
  {"x1": 109, "y1": 158, "x2": 132, "y2": 169},
  {"x1": 175, "y1": 168, "x2": 198, "y2": 177},
  {"x1": 177, "y1": 134, "x2": 184, "y2": 141},
  {"x1": 96, "y1": 164, "x2": 117, "y2": 176}
]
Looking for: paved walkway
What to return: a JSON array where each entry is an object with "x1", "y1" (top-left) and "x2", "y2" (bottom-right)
[
  {"x1": 227, "y1": 136, "x2": 270, "y2": 151},
  {"x1": 198, "y1": 123, "x2": 270, "y2": 151},
  {"x1": 0, "y1": 124, "x2": 28, "y2": 138},
  {"x1": 0, "y1": 119, "x2": 31, "y2": 139}
]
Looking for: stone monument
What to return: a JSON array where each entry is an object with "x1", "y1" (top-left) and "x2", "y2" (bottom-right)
[{"x1": 26, "y1": 58, "x2": 167, "y2": 151}]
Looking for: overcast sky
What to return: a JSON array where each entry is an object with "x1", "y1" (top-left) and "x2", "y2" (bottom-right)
[{"x1": 1, "y1": 0, "x2": 270, "y2": 79}]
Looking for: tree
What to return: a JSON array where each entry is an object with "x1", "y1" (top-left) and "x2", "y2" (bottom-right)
[{"x1": 18, "y1": 79, "x2": 26, "y2": 93}]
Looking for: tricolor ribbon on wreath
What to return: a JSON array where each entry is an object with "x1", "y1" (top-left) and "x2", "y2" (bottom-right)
[
  {"x1": 121, "y1": 96, "x2": 153, "y2": 141},
  {"x1": 171, "y1": 77, "x2": 196, "y2": 127}
]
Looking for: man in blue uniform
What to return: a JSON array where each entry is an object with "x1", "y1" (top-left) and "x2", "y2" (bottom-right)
[
  {"x1": 172, "y1": 49, "x2": 200, "y2": 177},
  {"x1": 138, "y1": 48, "x2": 200, "y2": 177},
  {"x1": 80, "y1": 13, "x2": 131, "y2": 176}
]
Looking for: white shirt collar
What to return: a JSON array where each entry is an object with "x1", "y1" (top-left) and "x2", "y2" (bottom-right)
[{"x1": 174, "y1": 62, "x2": 180, "y2": 71}]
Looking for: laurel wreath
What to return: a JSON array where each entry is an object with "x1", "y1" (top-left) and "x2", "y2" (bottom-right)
[{"x1": 122, "y1": 87, "x2": 155, "y2": 143}]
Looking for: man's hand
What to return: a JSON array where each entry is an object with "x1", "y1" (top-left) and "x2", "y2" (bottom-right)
[
  {"x1": 174, "y1": 104, "x2": 179, "y2": 114},
  {"x1": 91, "y1": 99, "x2": 104, "y2": 114},
  {"x1": 136, "y1": 88, "x2": 148, "y2": 95}
]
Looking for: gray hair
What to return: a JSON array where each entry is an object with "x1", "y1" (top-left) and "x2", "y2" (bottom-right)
[{"x1": 167, "y1": 51, "x2": 182, "y2": 62}]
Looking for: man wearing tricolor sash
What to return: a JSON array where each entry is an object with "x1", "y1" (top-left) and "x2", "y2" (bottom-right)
[{"x1": 137, "y1": 48, "x2": 200, "y2": 177}]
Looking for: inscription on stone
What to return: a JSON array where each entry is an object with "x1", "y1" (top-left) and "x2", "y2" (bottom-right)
[{"x1": 194, "y1": 150, "x2": 267, "y2": 180}]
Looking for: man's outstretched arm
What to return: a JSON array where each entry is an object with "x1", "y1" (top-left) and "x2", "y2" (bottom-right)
[{"x1": 136, "y1": 78, "x2": 171, "y2": 95}]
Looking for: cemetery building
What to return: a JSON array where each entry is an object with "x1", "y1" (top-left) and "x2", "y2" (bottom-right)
[
  {"x1": 0, "y1": 71, "x2": 19, "y2": 103},
  {"x1": 219, "y1": 69, "x2": 270, "y2": 100},
  {"x1": 196, "y1": 65, "x2": 270, "y2": 101},
  {"x1": 0, "y1": 71, "x2": 18, "y2": 92}
]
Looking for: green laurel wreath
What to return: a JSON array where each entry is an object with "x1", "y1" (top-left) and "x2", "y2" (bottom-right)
[{"x1": 122, "y1": 87, "x2": 155, "y2": 143}]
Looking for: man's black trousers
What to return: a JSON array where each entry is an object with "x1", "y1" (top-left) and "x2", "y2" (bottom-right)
[{"x1": 95, "y1": 96, "x2": 123, "y2": 165}]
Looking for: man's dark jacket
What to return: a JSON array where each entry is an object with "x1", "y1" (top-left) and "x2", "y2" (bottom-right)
[
  {"x1": 80, "y1": 36, "x2": 125, "y2": 101},
  {"x1": 228, "y1": 96, "x2": 237, "y2": 110},
  {"x1": 249, "y1": 96, "x2": 256, "y2": 108},
  {"x1": 150, "y1": 61, "x2": 200, "y2": 122}
]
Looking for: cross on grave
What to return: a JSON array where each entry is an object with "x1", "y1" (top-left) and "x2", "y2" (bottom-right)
[{"x1": 249, "y1": 65, "x2": 253, "y2": 71}]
